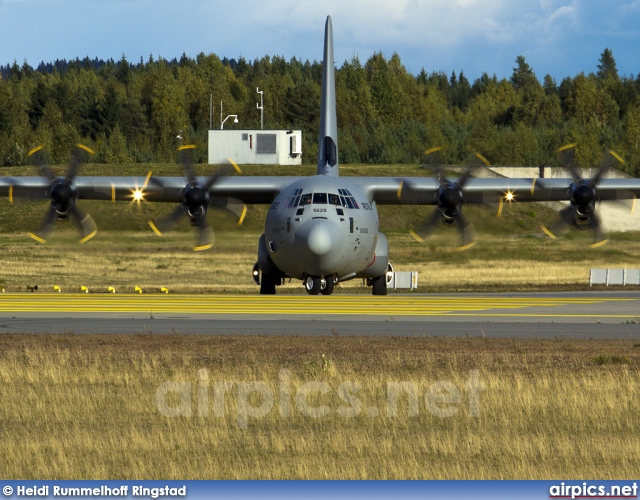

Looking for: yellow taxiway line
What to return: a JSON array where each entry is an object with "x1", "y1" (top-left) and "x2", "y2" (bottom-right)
[{"x1": 0, "y1": 294, "x2": 637, "y2": 318}]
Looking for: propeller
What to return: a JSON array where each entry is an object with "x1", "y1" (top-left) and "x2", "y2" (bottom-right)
[
  {"x1": 541, "y1": 144, "x2": 625, "y2": 248},
  {"x1": 148, "y1": 145, "x2": 246, "y2": 251},
  {"x1": 26, "y1": 144, "x2": 98, "y2": 244},
  {"x1": 399, "y1": 147, "x2": 489, "y2": 250}
]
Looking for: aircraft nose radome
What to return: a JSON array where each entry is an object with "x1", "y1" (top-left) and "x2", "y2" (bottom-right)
[
  {"x1": 294, "y1": 219, "x2": 344, "y2": 275},
  {"x1": 307, "y1": 223, "x2": 333, "y2": 256}
]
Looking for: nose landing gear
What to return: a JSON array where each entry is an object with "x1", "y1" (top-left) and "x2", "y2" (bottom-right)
[{"x1": 304, "y1": 275, "x2": 336, "y2": 295}]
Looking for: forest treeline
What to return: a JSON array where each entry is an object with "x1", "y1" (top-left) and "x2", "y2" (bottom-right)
[{"x1": 1, "y1": 48, "x2": 639, "y2": 175}]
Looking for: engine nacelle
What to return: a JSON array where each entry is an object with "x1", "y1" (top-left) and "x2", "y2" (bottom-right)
[
  {"x1": 359, "y1": 232, "x2": 389, "y2": 279},
  {"x1": 576, "y1": 214, "x2": 591, "y2": 225}
]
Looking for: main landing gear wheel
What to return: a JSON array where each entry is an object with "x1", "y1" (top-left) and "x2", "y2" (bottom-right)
[
  {"x1": 372, "y1": 275, "x2": 387, "y2": 296},
  {"x1": 304, "y1": 276, "x2": 322, "y2": 295},
  {"x1": 260, "y1": 272, "x2": 276, "y2": 295},
  {"x1": 320, "y1": 276, "x2": 335, "y2": 295}
]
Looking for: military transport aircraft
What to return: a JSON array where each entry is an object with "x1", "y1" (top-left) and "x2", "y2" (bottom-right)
[{"x1": 2, "y1": 16, "x2": 640, "y2": 296}]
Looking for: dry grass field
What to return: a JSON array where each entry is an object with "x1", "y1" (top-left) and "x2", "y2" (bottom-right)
[{"x1": 0, "y1": 334, "x2": 638, "y2": 479}]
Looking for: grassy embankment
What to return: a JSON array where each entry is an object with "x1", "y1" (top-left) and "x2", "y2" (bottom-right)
[{"x1": 1, "y1": 163, "x2": 639, "y2": 293}]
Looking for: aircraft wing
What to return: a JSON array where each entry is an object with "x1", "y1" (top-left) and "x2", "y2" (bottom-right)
[
  {"x1": 351, "y1": 177, "x2": 640, "y2": 204},
  {"x1": 4, "y1": 175, "x2": 640, "y2": 205},
  {"x1": 0, "y1": 175, "x2": 301, "y2": 205}
]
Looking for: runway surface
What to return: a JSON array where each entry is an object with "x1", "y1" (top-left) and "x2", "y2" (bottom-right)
[{"x1": 1, "y1": 291, "x2": 640, "y2": 338}]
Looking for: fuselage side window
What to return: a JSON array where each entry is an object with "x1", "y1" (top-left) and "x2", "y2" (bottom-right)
[{"x1": 313, "y1": 192, "x2": 327, "y2": 204}]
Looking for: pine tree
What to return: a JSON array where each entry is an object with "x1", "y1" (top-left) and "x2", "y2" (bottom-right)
[
  {"x1": 597, "y1": 48, "x2": 618, "y2": 81},
  {"x1": 510, "y1": 55, "x2": 536, "y2": 91}
]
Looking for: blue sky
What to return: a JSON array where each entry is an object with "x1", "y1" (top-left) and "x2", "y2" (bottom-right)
[{"x1": 1, "y1": 0, "x2": 639, "y2": 82}]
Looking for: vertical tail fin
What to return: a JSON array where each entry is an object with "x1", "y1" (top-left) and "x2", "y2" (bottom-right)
[{"x1": 317, "y1": 16, "x2": 339, "y2": 177}]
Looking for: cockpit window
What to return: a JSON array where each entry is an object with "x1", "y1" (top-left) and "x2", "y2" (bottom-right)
[
  {"x1": 337, "y1": 189, "x2": 359, "y2": 209},
  {"x1": 313, "y1": 192, "x2": 328, "y2": 204},
  {"x1": 300, "y1": 193, "x2": 312, "y2": 206},
  {"x1": 329, "y1": 194, "x2": 340, "y2": 205}
]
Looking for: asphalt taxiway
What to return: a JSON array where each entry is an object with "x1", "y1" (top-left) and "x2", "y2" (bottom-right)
[{"x1": 1, "y1": 291, "x2": 639, "y2": 338}]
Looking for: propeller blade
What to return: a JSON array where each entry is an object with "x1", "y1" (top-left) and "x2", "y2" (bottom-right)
[
  {"x1": 193, "y1": 224, "x2": 214, "y2": 252},
  {"x1": 39, "y1": 165, "x2": 55, "y2": 182},
  {"x1": 458, "y1": 152, "x2": 488, "y2": 187},
  {"x1": 588, "y1": 212, "x2": 608, "y2": 248},
  {"x1": 558, "y1": 144, "x2": 581, "y2": 181},
  {"x1": 405, "y1": 147, "x2": 483, "y2": 247},
  {"x1": 179, "y1": 145, "x2": 197, "y2": 183},
  {"x1": 152, "y1": 149, "x2": 244, "y2": 250},
  {"x1": 396, "y1": 179, "x2": 434, "y2": 204},
  {"x1": 67, "y1": 144, "x2": 95, "y2": 180},
  {"x1": 422, "y1": 147, "x2": 446, "y2": 183},
  {"x1": 409, "y1": 209, "x2": 442, "y2": 243},
  {"x1": 607, "y1": 191, "x2": 637, "y2": 213},
  {"x1": 25, "y1": 145, "x2": 96, "y2": 243},
  {"x1": 66, "y1": 151, "x2": 81, "y2": 180},
  {"x1": 544, "y1": 146, "x2": 625, "y2": 245},
  {"x1": 210, "y1": 196, "x2": 247, "y2": 226},
  {"x1": 29, "y1": 206, "x2": 58, "y2": 243},
  {"x1": 147, "y1": 175, "x2": 165, "y2": 189},
  {"x1": 591, "y1": 163, "x2": 608, "y2": 186},
  {"x1": 28, "y1": 145, "x2": 53, "y2": 180},
  {"x1": 456, "y1": 168, "x2": 474, "y2": 188},
  {"x1": 205, "y1": 160, "x2": 241, "y2": 188},
  {"x1": 149, "y1": 205, "x2": 185, "y2": 236},
  {"x1": 205, "y1": 173, "x2": 223, "y2": 189},
  {"x1": 454, "y1": 212, "x2": 477, "y2": 250},
  {"x1": 592, "y1": 150, "x2": 623, "y2": 186},
  {"x1": 541, "y1": 206, "x2": 574, "y2": 240},
  {"x1": 69, "y1": 206, "x2": 98, "y2": 243}
]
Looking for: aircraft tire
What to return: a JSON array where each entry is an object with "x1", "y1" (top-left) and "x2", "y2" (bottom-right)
[
  {"x1": 305, "y1": 276, "x2": 322, "y2": 295},
  {"x1": 260, "y1": 272, "x2": 277, "y2": 295},
  {"x1": 320, "y1": 276, "x2": 335, "y2": 295},
  {"x1": 372, "y1": 275, "x2": 387, "y2": 296}
]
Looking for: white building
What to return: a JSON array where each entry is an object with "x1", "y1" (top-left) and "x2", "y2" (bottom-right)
[{"x1": 208, "y1": 130, "x2": 302, "y2": 165}]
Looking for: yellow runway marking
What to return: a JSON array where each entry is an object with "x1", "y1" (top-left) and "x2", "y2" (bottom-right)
[{"x1": 0, "y1": 294, "x2": 637, "y2": 318}]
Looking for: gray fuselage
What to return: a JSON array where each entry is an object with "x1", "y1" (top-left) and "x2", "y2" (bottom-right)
[{"x1": 263, "y1": 175, "x2": 388, "y2": 281}]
